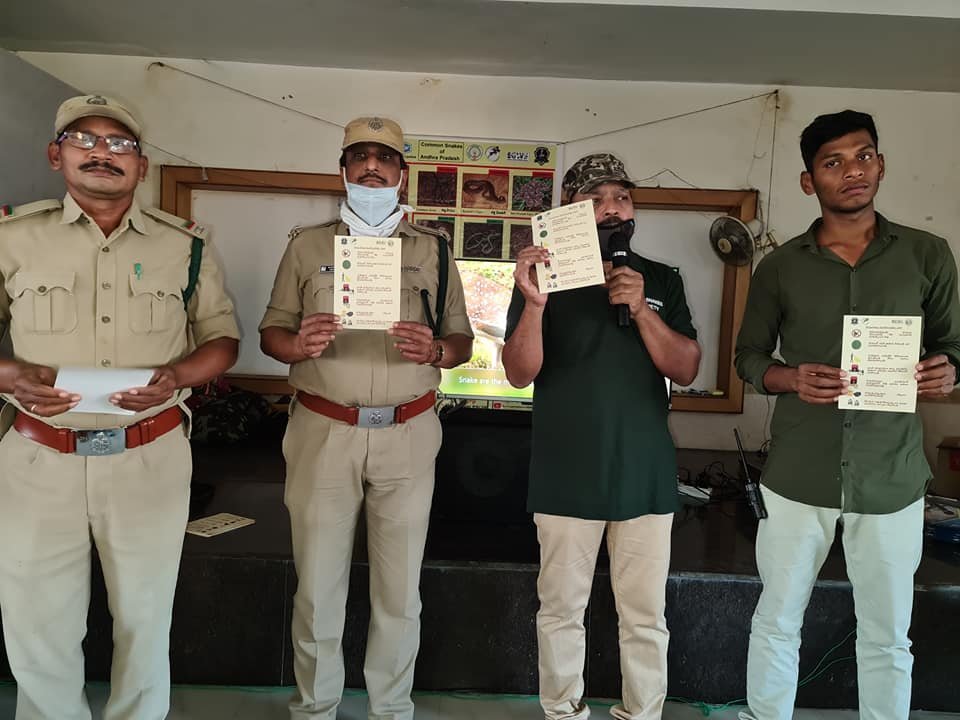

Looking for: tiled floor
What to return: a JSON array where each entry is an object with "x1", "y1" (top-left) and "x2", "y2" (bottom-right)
[{"x1": 0, "y1": 683, "x2": 957, "y2": 720}]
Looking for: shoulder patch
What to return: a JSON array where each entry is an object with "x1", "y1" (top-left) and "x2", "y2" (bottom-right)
[
  {"x1": 408, "y1": 221, "x2": 451, "y2": 244},
  {"x1": 289, "y1": 219, "x2": 339, "y2": 242},
  {"x1": 142, "y1": 207, "x2": 209, "y2": 241},
  {"x1": 0, "y1": 199, "x2": 62, "y2": 224}
]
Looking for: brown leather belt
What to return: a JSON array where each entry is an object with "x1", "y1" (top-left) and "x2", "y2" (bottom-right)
[
  {"x1": 297, "y1": 391, "x2": 436, "y2": 428},
  {"x1": 14, "y1": 406, "x2": 184, "y2": 455}
]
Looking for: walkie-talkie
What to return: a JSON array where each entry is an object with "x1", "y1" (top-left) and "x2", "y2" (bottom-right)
[{"x1": 735, "y1": 428, "x2": 768, "y2": 520}]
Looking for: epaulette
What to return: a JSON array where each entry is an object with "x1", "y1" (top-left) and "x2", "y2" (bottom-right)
[
  {"x1": 0, "y1": 199, "x2": 63, "y2": 224},
  {"x1": 289, "y1": 219, "x2": 339, "y2": 241},
  {"x1": 408, "y1": 221, "x2": 451, "y2": 244},
  {"x1": 142, "y1": 207, "x2": 209, "y2": 241}
]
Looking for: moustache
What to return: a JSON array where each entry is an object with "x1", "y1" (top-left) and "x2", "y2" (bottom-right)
[
  {"x1": 79, "y1": 161, "x2": 124, "y2": 176},
  {"x1": 358, "y1": 174, "x2": 387, "y2": 184}
]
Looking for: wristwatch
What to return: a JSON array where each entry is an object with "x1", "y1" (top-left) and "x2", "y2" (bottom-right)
[{"x1": 430, "y1": 341, "x2": 445, "y2": 367}]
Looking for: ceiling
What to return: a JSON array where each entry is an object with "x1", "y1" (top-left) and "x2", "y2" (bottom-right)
[{"x1": 3, "y1": 0, "x2": 959, "y2": 91}]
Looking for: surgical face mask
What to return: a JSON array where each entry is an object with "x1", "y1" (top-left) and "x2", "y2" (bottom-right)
[{"x1": 343, "y1": 170, "x2": 402, "y2": 227}]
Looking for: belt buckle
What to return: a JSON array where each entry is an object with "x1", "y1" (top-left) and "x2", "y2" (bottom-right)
[
  {"x1": 356, "y1": 406, "x2": 395, "y2": 429},
  {"x1": 75, "y1": 428, "x2": 126, "y2": 456}
]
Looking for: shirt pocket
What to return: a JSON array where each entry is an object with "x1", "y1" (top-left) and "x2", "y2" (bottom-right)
[
  {"x1": 303, "y1": 271, "x2": 335, "y2": 316},
  {"x1": 128, "y1": 273, "x2": 184, "y2": 334},
  {"x1": 10, "y1": 270, "x2": 78, "y2": 334},
  {"x1": 401, "y1": 271, "x2": 434, "y2": 325}
]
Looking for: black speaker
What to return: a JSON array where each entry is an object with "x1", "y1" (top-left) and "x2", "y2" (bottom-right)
[{"x1": 434, "y1": 412, "x2": 532, "y2": 526}]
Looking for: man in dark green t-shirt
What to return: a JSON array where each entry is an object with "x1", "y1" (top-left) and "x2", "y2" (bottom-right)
[
  {"x1": 735, "y1": 110, "x2": 960, "y2": 720},
  {"x1": 503, "y1": 153, "x2": 701, "y2": 720}
]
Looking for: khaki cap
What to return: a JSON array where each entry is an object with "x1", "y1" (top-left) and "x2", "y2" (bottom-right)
[
  {"x1": 342, "y1": 116, "x2": 404, "y2": 154},
  {"x1": 54, "y1": 94, "x2": 142, "y2": 138}
]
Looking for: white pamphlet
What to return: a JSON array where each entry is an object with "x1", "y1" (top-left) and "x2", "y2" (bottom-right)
[
  {"x1": 55, "y1": 366, "x2": 156, "y2": 415},
  {"x1": 333, "y1": 235, "x2": 402, "y2": 330},
  {"x1": 186, "y1": 513, "x2": 256, "y2": 538},
  {"x1": 531, "y1": 200, "x2": 605, "y2": 293},
  {"x1": 838, "y1": 315, "x2": 922, "y2": 413}
]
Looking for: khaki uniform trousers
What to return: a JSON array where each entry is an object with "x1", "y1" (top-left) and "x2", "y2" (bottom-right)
[
  {"x1": 535, "y1": 512, "x2": 674, "y2": 720},
  {"x1": 0, "y1": 422, "x2": 192, "y2": 720},
  {"x1": 283, "y1": 400, "x2": 441, "y2": 720}
]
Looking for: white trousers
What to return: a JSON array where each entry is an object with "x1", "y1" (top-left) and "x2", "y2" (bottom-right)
[{"x1": 742, "y1": 485, "x2": 924, "y2": 720}]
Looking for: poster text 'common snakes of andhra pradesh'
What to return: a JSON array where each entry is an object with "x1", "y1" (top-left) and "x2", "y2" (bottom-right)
[{"x1": 402, "y1": 137, "x2": 559, "y2": 261}]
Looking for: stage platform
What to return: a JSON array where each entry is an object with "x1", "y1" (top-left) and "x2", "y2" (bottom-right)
[{"x1": 1, "y1": 410, "x2": 959, "y2": 710}]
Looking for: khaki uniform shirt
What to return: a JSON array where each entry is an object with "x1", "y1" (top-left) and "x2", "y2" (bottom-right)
[
  {"x1": 260, "y1": 219, "x2": 473, "y2": 406},
  {"x1": 0, "y1": 194, "x2": 240, "y2": 430}
]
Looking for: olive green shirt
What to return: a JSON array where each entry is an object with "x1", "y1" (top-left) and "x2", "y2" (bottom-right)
[
  {"x1": 735, "y1": 214, "x2": 960, "y2": 514},
  {"x1": 506, "y1": 252, "x2": 697, "y2": 521},
  {"x1": 259, "y1": 220, "x2": 473, "y2": 407}
]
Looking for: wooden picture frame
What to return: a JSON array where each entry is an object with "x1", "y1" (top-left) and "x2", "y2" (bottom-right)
[
  {"x1": 631, "y1": 187, "x2": 757, "y2": 413},
  {"x1": 161, "y1": 166, "x2": 755, "y2": 413}
]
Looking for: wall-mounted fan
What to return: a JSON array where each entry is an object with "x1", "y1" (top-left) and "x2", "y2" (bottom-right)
[{"x1": 709, "y1": 217, "x2": 775, "y2": 266}]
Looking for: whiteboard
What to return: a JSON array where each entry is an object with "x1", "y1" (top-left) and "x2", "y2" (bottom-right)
[
  {"x1": 633, "y1": 209, "x2": 724, "y2": 392},
  {"x1": 193, "y1": 189, "x2": 725, "y2": 388},
  {"x1": 192, "y1": 190, "x2": 340, "y2": 376}
]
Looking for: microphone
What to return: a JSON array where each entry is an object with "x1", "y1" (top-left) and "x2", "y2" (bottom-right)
[{"x1": 608, "y1": 220, "x2": 635, "y2": 328}]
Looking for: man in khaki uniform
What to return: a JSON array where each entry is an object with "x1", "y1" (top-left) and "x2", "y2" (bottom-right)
[
  {"x1": 0, "y1": 95, "x2": 239, "y2": 720},
  {"x1": 260, "y1": 116, "x2": 474, "y2": 720}
]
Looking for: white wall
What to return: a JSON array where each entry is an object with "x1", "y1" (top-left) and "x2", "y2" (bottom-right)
[
  {"x1": 16, "y1": 52, "x2": 960, "y2": 459},
  {"x1": 0, "y1": 50, "x2": 76, "y2": 204}
]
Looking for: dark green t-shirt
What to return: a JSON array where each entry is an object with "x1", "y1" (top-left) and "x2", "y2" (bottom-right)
[{"x1": 506, "y1": 252, "x2": 697, "y2": 521}]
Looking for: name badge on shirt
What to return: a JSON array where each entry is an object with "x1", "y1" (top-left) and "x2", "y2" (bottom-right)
[{"x1": 318, "y1": 265, "x2": 334, "y2": 273}]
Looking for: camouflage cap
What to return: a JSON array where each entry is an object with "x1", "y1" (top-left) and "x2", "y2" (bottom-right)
[
  {"x1": 342, "y1": 116, "x2": 404, "y2": 154},
  {"x1": 561, "y1": 153, "x2": 635, "y2": 199},
  {"x1": 54, "y1": 94, "x2": 142, "y2": 138}
]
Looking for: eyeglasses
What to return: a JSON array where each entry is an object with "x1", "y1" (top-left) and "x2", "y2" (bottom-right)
[{"x1": 56, "y1": 131, "x2": 140, "y2": 155}]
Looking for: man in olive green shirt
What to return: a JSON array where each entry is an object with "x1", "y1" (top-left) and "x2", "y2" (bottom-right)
[
  {"x1": 735, "y1": 110, "x2": 960, "y2": 720},
  {"x1": 504, "y1": 153, "x2": 701, "y2": 720}
]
